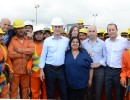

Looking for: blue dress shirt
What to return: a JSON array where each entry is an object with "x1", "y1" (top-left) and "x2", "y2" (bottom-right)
[
  {"x1": 39, "y1": 35, "x2": 69, "y2": 68},
  {"x1": 82, "y1": 38, "x2": 106, "y2": 66}
]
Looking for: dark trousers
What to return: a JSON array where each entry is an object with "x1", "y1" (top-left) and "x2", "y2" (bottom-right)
[
  {"x1": 105, "y1": 66, "x2": 123, "y2": 100},
  {"x1": 44, "y1": 64, "x2": 68, "y2": 100},
  {"x1": 87, "y1": 66, "x2": 104, "y2": 100},
  {"x1": 86, "y1": 86, "x2": 94, "y2": 100},
  {"x1": 68, "y1": 87, "x2": 86, "y2": 100},
  {"x1": 93, "y1": 66, "x2": 104, "y2": 100}
]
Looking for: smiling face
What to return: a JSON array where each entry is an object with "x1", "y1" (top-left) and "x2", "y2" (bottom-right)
[
  {"x1": 34, "y1": 31, "x2": 44, "y2": 41},
  {"x1": 71, "y1": 27, "x2": 79, "y2": 37},
  {"x1": 52, "y1": 25, "x2": 63, "y2": 36},
  {"x1": 0, "y1": 18, "x2": 11, "y2": 33},
  {"x1": 88, "y1": 25, "x2": 97, "y2": 39},
  {"x1": 71, "y1": 38, "x2": 80, "y2": 50},
  {"x1": 79, "y1": 32, "x2": 87, "y2": 41},
  {"x1": 107, "y1": 24, "x2": 118, "y2": 39},
  {"x1": 24, "y1": 25, "x2": 33, "y2": 33},
  {"x1": 15, "y1": 27, "x2": 25, "y2": 36}
]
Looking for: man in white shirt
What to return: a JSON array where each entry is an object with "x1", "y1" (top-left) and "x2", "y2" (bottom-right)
[
  {"x1": 39, "y1": 17, "x2": 69, "y2": 100},
  {"x1": 105, "y1": 23, "x2": 128, "y2": 100}
]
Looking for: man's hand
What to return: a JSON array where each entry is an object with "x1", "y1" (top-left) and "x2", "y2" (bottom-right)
[
  {"x1": 27, "y1": 69, "x2": 32, "y2": 75},
  {"x1": 40, "y1": 69, "x2": 45, "y2": 82},
  {"x1": 86, "y1": 50, "x2": 93, "y2": 57},
  {"x1": 91, "y1": 63, "x2": 101, "y2": 68},
  {"x1": 26, "y1": 32, "x2": 33, "y2": 39},
  {"x1": 14, "y1": 48, "x2": 22, "y2": 53},
  {"x1": 88, "y1": 79, "x2": 93, "y2": 87},
  {"x1": 121, "y1": 81, "x2": 127, "y2": 88}
]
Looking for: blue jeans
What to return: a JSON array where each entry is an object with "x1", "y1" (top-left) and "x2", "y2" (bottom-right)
[
  {"x1": 44, "y1": 64, "x2": 68, "y2": 100},
  {"x1": 105, "y1": 66, "x2": 123, "y2": 100}
]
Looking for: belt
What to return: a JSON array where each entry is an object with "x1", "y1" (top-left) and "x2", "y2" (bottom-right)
[
  {"x1": 107, "y1": 65, "x2": 121, "y2": 69},
  {"x1": 46, "y1": 64, "x2": 64, "y2": 70}
]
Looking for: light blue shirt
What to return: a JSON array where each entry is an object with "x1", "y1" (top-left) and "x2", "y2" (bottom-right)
[
  {"x1": 82, "y1": 38, "x2": 106, "y2": 66},
  {"x1": 39, "y1": 35, "x2": 69, "y2": 68}
]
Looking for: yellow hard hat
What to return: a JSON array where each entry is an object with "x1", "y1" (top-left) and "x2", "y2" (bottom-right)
[
  {"x1": 77, "y1": 19, "x2": 84, "y2": 24},
  {"x1": 50, "y1": 27, "x2": 54, "y2": 33},
  {"x1": 62, "y1": 30, "x2": 67, "y2": 34},
  {"x1": 0, "y1": 28, "x2": 5, "y2": 34},
  {"x1": 120, "y1": 30, "x2": 128, "y2": 35},
  {"x1": 13, "y1": 19, "x2": 25, "y2": 28},
  {"x1": 79, "y1": 28, "x2": 87, "y2": 34},
  {"x1": 97, "y1": 29, "x2": 106, "y2": 34}
]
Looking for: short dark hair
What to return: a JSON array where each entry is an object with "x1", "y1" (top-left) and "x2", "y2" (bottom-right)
[
  {"x1": 44, "y1": 30, "x2": 51, "y2": 35},
  {"x1": 107, "y1": 23, "x2": 118, "y2": 31},
  {"x1": 68, "y1": 26, "x2": 79, "y2": 38},
  {"x1": 69, "y1": 36, "x2": 82, "y2": 51},
  {"x1": 33, "y1": 31, "x2": 44, "y2": 41}
]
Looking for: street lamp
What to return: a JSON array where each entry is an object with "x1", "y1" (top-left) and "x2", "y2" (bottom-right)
[
  {"x1": 35, "y1": 4, "x2": 40, "y2": 25},
  {"x1": 93, "y1": 14, "x2": 98, "y2": 25}
]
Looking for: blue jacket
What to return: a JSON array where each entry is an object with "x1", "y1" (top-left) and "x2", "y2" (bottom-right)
[{"x1": 6, "y1": 29, "x2": 15, "y2": 47}]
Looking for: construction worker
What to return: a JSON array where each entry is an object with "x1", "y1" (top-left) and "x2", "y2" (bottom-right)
[
  {"x1": 120, "y1": 30, "x2": 128, "y2": 39},
  {"x1": 0, "y1": 28, "x2": 13, "y2": 98},
  {"x1": 68, "y1": 26, "x2": 79, "y2": 38},
  {"x1": 79, "y1": 28, "x2": 88, "y2": 41},
  {"x1": 8, "y1": 19, "x2": 34, "y2": 99},
  {"x1": 61, "y1": 30, "x2": 68, "y2": 37},
  {"x1": 120, "y1": 44, "x2": 130, "y2": 99},
  {"x1": 77, "y1": 19, "x2": 84, "y2": 29},
  {"x1": 50, "y1": 27, "x2": 54, "y2": 34},
  {"x1": 103, "y1": 32, "x2": 109, "y2": 41},
  {"x1": 97, "y1": 29, "x2": 106, "y2": 40},
  {"x1": 27, "y1": 25, "x2": 47, "y2": 99},
  {"x1": 24, "y1": 21, "x2": 33, "y2": 37},
  {"x1": 43, "y1": 27, "x2": 51, "y2": 39}
]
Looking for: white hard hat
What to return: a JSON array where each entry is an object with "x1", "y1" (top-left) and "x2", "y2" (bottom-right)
[
  {"x1": 33, "y1": 25, "x2": 44, "y2": 33},
  {"x1": 51, "y1": 17, "x2": 64, "y2": 26},
  {"x1": 24, "y1": 21, "x2": 33, "y2": 26}
]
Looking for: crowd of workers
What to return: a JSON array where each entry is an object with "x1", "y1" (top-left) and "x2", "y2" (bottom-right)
[{"x1": 0, "y1": 17, "x2": 130, "y2": 100}]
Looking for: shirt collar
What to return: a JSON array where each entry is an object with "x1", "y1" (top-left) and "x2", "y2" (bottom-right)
[
  {"x1": 14, "y1": 35, "x2": 28, "y2": 40},
  {"x1": 87, "y1": 38, "x2": 99, "y2": 43},
  {"x1": 108, "y1": 35, "x2": 122, "y2": 41},
  {"x1": 51, "y1": 35, "x2": 63, "y2": 39}
]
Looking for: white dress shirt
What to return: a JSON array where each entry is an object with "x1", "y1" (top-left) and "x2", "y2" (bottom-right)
[
  {"x1": 39, "y1": 35, "x2": 69, "y2": 68},
  {"x1": 105, "y1": 35, "x2": 128, "y2": 68}
]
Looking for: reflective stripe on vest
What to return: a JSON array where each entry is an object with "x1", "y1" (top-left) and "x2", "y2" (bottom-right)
[
  {"x1": 0, "y1": 44, "x2": 13, "y2": 73},
  {"x1": 32, "y1": 44, "x2": 40, "y2": 72}
]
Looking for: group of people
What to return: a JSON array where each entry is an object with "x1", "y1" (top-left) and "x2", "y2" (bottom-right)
[{"x1": 0, "y1": 17, "x2": 130, "y2": 100}]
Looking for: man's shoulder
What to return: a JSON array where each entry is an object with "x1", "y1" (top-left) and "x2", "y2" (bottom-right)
[
  {"x1": 82, "y1": 38, "x2": 89, "y2": 44},
  {"x1": 97, "y1": 38, "x2": 105, "y2": 43},
  {"x1": 8, "y1": 29, "x2": 15, "y2": 36},
  {"x1": 61, "y1": 36, "x2": 69, "y2": 41}
]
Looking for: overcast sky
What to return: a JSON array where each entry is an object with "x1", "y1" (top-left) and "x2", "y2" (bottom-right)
[{"x1": 1, "y1": 0, "x2": 130, "y2": 32}]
